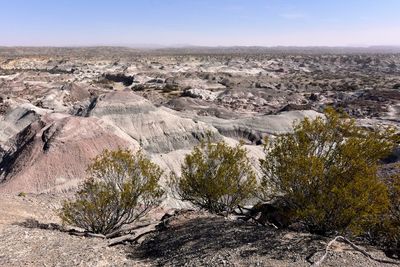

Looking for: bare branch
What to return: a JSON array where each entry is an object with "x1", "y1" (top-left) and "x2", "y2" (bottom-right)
[{"x1": 311, "y1": 236, "x2": 399, "y2": 266}]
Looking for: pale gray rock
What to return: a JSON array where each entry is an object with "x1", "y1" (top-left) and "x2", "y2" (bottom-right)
[
  {"x1": 89, "y1": 90, "x2": 220, "y2": 153},
  {"x1": 182, "y1": 88, "x2": 221, "y2": 101}
]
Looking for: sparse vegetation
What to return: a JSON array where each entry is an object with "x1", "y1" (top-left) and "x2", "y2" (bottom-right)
[
  {"x1": 382, "y1": 174, "x2": 400, "y2": 257},
  {"x1": 60, "y1": 149, "x2": 164, "y2": 235},
  {"x1": 162, "y1": 83, "x2": 179, "y2": 93},
  {"x1": 370, "y1": 171, "x2": 400, "y2": 257},
  {"x1": 172, "y1": 136, "x2": 257, "y2": 214},
  {"x1": 259, "y1": 108, "x2": 398, "y2": 235},
  {"x1": 132, "y1": 84, "x2": 145, "y2": 91},
  {"x1": 3, "y1": 49, "x2": 400, "y2": 265}
]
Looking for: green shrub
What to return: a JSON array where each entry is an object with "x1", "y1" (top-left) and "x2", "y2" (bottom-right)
[
  {"x1": 383, "y1": 174, "x2": 400, "y2": 256},
  {"x1": 260, "y1": 108, "x2": 397, "y2": 234},
  {"x1": 60, "y1": 149, "x2": 164, "y2": 235},
  {"x1": 371, "y1": 172, "x2": 400, "y2": 257},
  {"x1": 173, "y1": 137, "x2": 257, "y2": 214}
]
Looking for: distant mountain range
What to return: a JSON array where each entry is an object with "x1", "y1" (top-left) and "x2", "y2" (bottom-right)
[{"x1": 1, "y1": 45, "x2": 400, "y2": 56}]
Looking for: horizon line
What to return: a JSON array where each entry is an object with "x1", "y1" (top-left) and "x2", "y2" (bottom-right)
[{"x1": 1, "y1": 44, "x2": 400, "y2": 49}]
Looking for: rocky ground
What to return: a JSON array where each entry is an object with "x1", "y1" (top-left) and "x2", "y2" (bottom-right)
[
  {"x1": 0, "y1": 193, "x2": 141, "y2": 266},
  {"x1": 1, "y1": 47, "x2": 400, "y2": 266},
  {"x1": 0, "y1": 193, "x2": 399, "y2": 267}
]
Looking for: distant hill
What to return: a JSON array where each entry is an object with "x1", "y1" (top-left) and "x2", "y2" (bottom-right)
[{"x1": 1, "y1": 45, "x2": 400, "y2": 57}]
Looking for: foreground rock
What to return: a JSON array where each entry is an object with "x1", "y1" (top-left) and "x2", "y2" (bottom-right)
[{"x1": 0, "y1": 194, "x2": 398, "y2": 267}]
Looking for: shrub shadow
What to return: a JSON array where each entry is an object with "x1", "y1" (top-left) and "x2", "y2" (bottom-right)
[
  {"x1": 15, "y1": 218, "x2": 64, "y2": 231},
  {"x1": 128, "y1": 216, "x2": 326, "y2": 265}
]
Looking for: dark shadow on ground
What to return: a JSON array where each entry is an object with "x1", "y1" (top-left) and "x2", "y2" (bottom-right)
[
  {"x1": 15, "y1": 218, "x2": 64, "y2": 231},
  {"x1": 127, "y1": 216, "x2": 326, "y2": 266}
]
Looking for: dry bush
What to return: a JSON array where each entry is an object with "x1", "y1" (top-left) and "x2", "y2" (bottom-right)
[
  {"x1": 60, "y1": 149, "x2": 164, "y2": 235},
  {"x1": 260, "y1": 108, "x2": 398, "y2": 235},
  {"x1": 382, "y1": 174, "x2": 400, "y2": 257},
  {"x1": 371, "y1": 172, "x2": 400, "y2": 258},
  {"x1": 172, "y1": 137, "x2": 257, "y2": 214}
]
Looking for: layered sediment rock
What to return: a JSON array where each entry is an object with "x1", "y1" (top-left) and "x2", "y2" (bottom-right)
[
  {"x1": 2, "y1": 50, "x2": 398, "y2": 194},
  {"x1": 88, "y1": 90, "x2": 219, "y2": 153},
  {"x1": 0, "y1": 114, "x2": 138, "y2": 193}
]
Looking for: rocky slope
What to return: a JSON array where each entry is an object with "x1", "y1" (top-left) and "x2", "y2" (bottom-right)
[
  {"x1": 0, "y1": 87, "x2": 317, "y2": 194},
  {"x1": 1, "y1": 49, "x2": 400, "y2": 194}
]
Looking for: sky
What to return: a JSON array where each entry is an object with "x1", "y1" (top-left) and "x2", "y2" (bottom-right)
[{"x1": 1, "y1": 0, "x2": 400, "y2": 47}]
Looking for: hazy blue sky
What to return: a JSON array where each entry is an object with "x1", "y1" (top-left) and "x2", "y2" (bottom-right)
[{"x1": 1, "y1": 0, "x2": 399, "y2": 46}]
